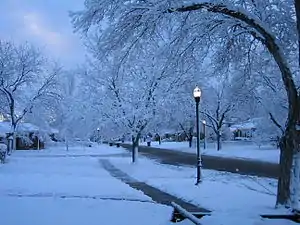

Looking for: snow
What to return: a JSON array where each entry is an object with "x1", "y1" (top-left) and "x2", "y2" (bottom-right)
[
  {"x1": 1, "y1": 143, "x2": 295, "y2": 225},
  {"x1": 50, "y1": 128, "x2": 59, "y2": 134},
  {"x1": 0, "y1": 121, "x2": 41, "y2": 134},
  {"x1": 2, "y1": 198, "x2": 171, "y2": 225},
  {"x1": 230, "y1": 121, "x2": 255, "y2": 131},
  {"x1": 0, "y1": 121, "x2": 58, "y2": 136},
  {"x1": 0, "y1": 143, "x2": 6, "y2": 151},
  {"x1": 109, "y1": 153, "x2": 294, "y2": 225},
  {"x1": 140, "y1": 141, "x2": 280, "y2": 163},
  {"x1": 17, "y1": 122, "x2": 40, "y2": 132},
  {"x1": 201, "y1": 214, "x2": 293, "y2": 225},
  {"x1": 0, "y1": 121, "x2": 11, "y2": 136},
  {"x1": 229, "y1": 118, "x2": 263, "y2": 131},
  {"x1": 0, "y1": 144, "x2": 172, "y2": 225}
]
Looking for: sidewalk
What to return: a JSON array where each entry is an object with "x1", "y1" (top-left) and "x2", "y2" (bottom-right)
[
  {"x1": 1, "y1": 147, "x2": 171, "y2": 225},
  {"x1": 100, "y1": 159, "x2": 210, "y2": 213},
  {"x1": 106, "y1": 157, "x2": 291, "y2": 225}
]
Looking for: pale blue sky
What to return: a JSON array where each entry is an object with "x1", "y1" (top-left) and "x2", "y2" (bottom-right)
[{"x1": 0, "y1": 0, "x2": 86, "y2": 67}]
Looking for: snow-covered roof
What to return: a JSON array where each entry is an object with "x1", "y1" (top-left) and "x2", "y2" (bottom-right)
[
  {"x1": 50, "y1": 128, "x2": 59, "y2": 134},
  {"x1": 17, "y1": 123, "x2": 40, "y2": 132},
  {"x1": 0, "y1": 122, "x2": 59, "y2": 138},
  {"x1": 160, "y1": 129, "x2": 179, "y2": 134},
  {"x1": 230, "y1": 122, "x2": 255, "y2": 131},
  {"x1": 229, "y1": 117, "x2": 264, "y2": 132}
]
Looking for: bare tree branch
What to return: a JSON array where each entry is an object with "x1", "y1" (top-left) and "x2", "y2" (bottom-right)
[{"x1": 269, "y1": 112, "x2": 284, "y2": 134}]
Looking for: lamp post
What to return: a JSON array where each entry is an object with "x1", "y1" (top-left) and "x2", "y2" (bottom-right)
[
  {"x1": 97, "y1": 128, "x2": 100, "y2": 144},
  {"x1": 193, "y1": 86, "x2": 202, "y2": 185},
  {"x1": 202, "y1": 120, "x2": 206, "y2": 149}
]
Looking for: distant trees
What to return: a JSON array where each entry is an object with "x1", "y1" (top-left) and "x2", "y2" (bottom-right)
[
  {"x1": 164, "y1": 80, "x2": 197, "y2": 148},
  {"x1": 201, "y1": 83, "x2": 234, "y2": 151}
]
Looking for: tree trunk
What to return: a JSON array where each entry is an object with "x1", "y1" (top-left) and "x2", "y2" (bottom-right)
[
  {"x1": 216, "y1": 131, "x2": 221, "y2": 151},
  {"x1": 12, "y1": 132, "x2": 16, "y2": 151},
  {"x1": 277, "y1": 98, "x2": 300, "y2": 207},
  {"x1": 291, "y1": 151, "x2": 300, "y2": 210},
  {"x1": 10, "y1": 122, "x2": 17, "y2": 152},
  {"x1": 295, "y1": 0, "x2": 300, "y2": 66},
  {"x1": 277, "y1": 132, "x2": 294, "y2": 206},
  {"x1": 37, "y1": 138, "x2": 40, "y2": 150},
  {"x1": 6, "y1": 132, "x2": 14, "y2": 155},
  {"x1": 65, "y1": 136, "x2": 69, "y2": 151},
  {"x1": 132, "y1": 133, "x2": 140, "y2": 163},
  {"x1": 189, "y1": 135, "x2": 193, "y2": 148}
]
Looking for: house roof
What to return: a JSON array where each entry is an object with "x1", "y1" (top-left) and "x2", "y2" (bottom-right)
[
  {"x1": 230, "y1": 122, "x2": 255, "y2": 131},
  {"x1": 229, "y1": 118, "x2": 263, "y2": 132},
  {"x1": 0, "y1": 122, "x2": 57, "y2": 136},
  {"x1": 50, "y1": 128, "x2": 59, "y2": 134},
  {"x1": 18, "y1": 123, "x2": 40, "y2": 132}
]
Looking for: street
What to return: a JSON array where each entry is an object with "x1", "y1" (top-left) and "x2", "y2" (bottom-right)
[{"x1": 119, "y1": 143, "x2": 279, "y2": 178}]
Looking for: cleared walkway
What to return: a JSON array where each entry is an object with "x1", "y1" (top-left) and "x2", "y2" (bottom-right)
[{"x1": 100, "y1": 159, "x2": 210, "y2": 213}]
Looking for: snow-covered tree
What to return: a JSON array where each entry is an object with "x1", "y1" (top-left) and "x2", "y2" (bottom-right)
[
  {"x1": 48, "y1": 67, "x2": 97, "y2": 150},
  {"x1": 201, "y1": 83, "x2": 233, "y2": 151},
  {"x1": 200, "y1": 66, "x2": 259, "y2": 150},
  {"x1": 160, "y1": 78, "x2": 198, "y2": 147},
  {"x1": 0, "y1": 40, "x2": 60, "y2": 151},
  {"x1": 94, "y1": 51, "x2": 184, "y2": 161},
  {"x1": 71, "y1": 0, "x2": 300, "y2": 208}
]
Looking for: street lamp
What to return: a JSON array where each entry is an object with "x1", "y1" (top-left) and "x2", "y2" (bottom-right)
[
  {"x1": 202, "y1": 120, "x2": 206, "y2": 149},
  {"x1": 193, "y1": 86, "x2": 202, "y2": 185},
  {"x1": 97, "y1": 128, "x2": 100, "y2": 144}
]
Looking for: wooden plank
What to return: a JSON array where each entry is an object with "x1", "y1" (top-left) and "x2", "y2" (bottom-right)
[{"x1": 171, "y1": 202, "x2": 204, "y2": 224}]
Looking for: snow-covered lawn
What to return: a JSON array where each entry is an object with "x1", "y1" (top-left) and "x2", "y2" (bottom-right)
[
  {"x1": 140, "y1": 141, "x2": 280, "y2": 163},
  {"x1": 109, "y1": 156, "x2": 294, "y2": 225},
  {"x1": 0, "y1": 144, "x2": 172, "y2": 225},
  {"x1": 0, "y1": 144, "x2": 292, "y2": 225}
]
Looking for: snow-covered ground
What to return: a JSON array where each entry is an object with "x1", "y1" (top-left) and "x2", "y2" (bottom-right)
[
  {"x1": 109, "y1": 152, "x2": 294, "y2": 225},
  {"x1": 0, "y1": 144, "x2": 293, "y2": 225},
  {"x1": 0, "y1": 144, "x2": 172, "y2": 225},
  {"x1": 139, "y1": 141, "x2": 279, "y2": 163}
]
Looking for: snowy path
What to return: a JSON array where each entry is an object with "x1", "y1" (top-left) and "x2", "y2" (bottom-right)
[
  {"x1": 100, "y1": 159, "x2": 209, "y2": 213},
  {"x1": 0, "y1": 146, "x2": 172, "y2": 225}
]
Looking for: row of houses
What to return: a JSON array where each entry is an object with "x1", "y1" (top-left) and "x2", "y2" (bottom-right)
[{"x1": 148, "y1": 118, "x2": 259, "y2": 142}]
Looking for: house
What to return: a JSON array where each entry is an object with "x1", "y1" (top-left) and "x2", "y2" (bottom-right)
[
  {"x1": 16, "y1": 123, "x2": 44, "y2": 150},
  {"x1": 0, "y1": 121, "x2": 56, "y2": 150},
  {"x1": 229, "y1": 119, "x2": 258, "y2": 140},
  {"x1": 229, "y1": 118, "x2": 265, "y2": 140},
  {"x1": 158, "y1": 128, "x2": 196, "y2": 142}
]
